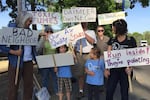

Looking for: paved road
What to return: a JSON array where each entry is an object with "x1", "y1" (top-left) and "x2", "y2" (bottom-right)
[{"x1": 0, "y1": 61, "x2": 150, "y2": 100}]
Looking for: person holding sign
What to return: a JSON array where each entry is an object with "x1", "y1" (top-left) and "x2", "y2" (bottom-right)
[
  {"x1": 104, "y1": 19, "x2": 137, "y2": 100},
  {"x1": 74, "y1": 22, "x2": 97, "y2": 97},
  {"x1": 6, "y1": 12, "x2": 40, "y2": 100},
  {"x1": 54, "y1": 45, "x2": 72, "y2": 100},
  {"x1": 37, "y1": 26, "x2": 58, "y2": 95},
  {"x1": 85, "y1": 47, "x2": 105, "y2": 100}
]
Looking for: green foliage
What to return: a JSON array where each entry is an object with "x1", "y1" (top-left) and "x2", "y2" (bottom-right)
[
  {"x1": 138, "y1": 0, "x2": 149, "y2": 7},
  {"x1": 2, "y1": 0, "x2": 150, "y2": 36},
  {"x1": 143, "y1": 31, "x2": 150, "y2": 45}
]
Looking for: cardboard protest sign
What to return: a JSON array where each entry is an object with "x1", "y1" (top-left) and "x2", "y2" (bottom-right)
[
  {"x1": 27, "y1": 11, "x2": 61, "y2": 25},
  {"x1": 98, "y1": 11, "x2": 125, "y2": 25},
  {"x1": 48, "y1": 24, "x2": 85, "y2": 48},
  {"x1": 0, "y1": 27, "x2": 40, "y2": 45},
  {"x1": 104, "y1": 46, "x2": 150, "y2": 69},
  {"x1": 62, "y1": 7, "x2": 96, "y2": 23},
  {"x1": 36, "y1": 53, "x2": 74, "y2": 68}
]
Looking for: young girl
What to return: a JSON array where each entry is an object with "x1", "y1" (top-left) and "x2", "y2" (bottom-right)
[
  {"x1": 105, "y1": 19, "x2": 137, "y2": 100},
  {"x1": 55, "y1": 45, "x2": 72, "y2": 100},
  {"x1": 85, "y1": 47, "x2": 105, "y2": 100}
]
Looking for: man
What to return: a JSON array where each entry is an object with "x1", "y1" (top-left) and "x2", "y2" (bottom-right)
[{"x1": 74, "y1": 22, "x2": 97, "y2": 98}]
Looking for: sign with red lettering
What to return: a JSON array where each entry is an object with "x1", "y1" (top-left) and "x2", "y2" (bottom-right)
[
  {"x1": 104, "y1": 46, "x2": 150, "y2": 69},
  {"x1": 28, "y1": 11, "x2": 60, "y2": 25},
  {"x1": 48, "y1": 24, "x2": 85, "y2": 48}
]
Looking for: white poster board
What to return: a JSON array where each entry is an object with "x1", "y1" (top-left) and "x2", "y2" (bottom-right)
[
  {"x1": 98, "y1": 11, "x2": 125, "y2": 25},
  {"x1": 48, "y1": 24, "x2": 85, "y2": 48},
  {"x1": 28, "y1": 11, "x2": 61, "y2": 25},
  {"x1": 62, "y1": 7, "x2": 96, "y2": 23},
  {"x1": 104, "y1": 46, "x2": 150, "y2": 69},
  {"x1": 0, "y1": 27, "x2": 40, "y2": 45},
  {"x1": 36, "y1": 53, "x2": 74, "y2": 68}
]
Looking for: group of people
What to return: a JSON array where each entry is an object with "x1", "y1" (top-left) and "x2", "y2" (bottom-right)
[{"x1": 0, "y1": 12, "x2": 137, "y2": 100}]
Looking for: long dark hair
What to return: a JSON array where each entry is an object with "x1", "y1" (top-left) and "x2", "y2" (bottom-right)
[
  {"x1": 56, "y1": 45, "x2": 68, "y2": 53},
  {"x1": 112, "y1": 19, "x2": 128, "y2": 35}
]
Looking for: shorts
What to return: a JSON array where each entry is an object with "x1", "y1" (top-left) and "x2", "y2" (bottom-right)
[{"x1": 58, "y1": 77, "x2": 72, "y2": 93}]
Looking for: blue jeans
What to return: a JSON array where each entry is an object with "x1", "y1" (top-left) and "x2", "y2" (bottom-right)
[{"x1": 39, "y1": 68, "x2": 58, "y2": 94}]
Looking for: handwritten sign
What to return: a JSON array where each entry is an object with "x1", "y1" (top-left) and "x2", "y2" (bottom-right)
[
  {"x1": 0, "y1": 27, "x2": 39, "y2": 45},
  {"x1": 98, "y1": 11, "x2": 125, "y2": 25},
  {"x1": 62, "y1": 7, "x2": 96, "y2": 23},
  {"x1": 104, "y1": 46, "x2": 150, "y2": 69},
  {"x1": 36, "y1": 53, "x2": 74, "y2": 68},
  {"x1": 48, "y1": 24, "x2": 85, "y2": 48},
  {"x1": 27, "y1": 11, "x2": 60, "y2": 25}
]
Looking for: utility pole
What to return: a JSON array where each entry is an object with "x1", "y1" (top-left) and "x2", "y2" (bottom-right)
[
  {"x1": 15, "y1": 0, "x2": 23, "y2": 85},
  {"x1": 17, "y1": 0, "x2": 22, "y2": 20}
]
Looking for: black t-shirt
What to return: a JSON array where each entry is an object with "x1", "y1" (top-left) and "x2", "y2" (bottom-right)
[
  {"x1": 107, "y1": 35, "x2": 137, "y2": 71},
  {"x1": 108, "y1": 35, "x2": 137, "y2": 50}
]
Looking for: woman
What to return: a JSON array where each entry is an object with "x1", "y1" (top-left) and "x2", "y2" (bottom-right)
[
  {"x1": 105, "y1": 19, "x2": 137, "y2": 100},
  {"x1": 37, "y1": 26, "x2": 58, "y2": 95},
  {"x1": 7, "y1": 12, "x2": 37, "y2": 100}
]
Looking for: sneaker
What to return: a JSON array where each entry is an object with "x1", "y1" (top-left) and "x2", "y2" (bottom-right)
[{"x1": 78, "y1": 92, "x2": 84, "y2": 98}]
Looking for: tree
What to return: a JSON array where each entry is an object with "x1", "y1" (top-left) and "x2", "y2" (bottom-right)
[
  {"x1": 138, "y1": 0, "x2": 149, "y2": 7},
  {"x1": 1, "y1": 0, "x2": 149, "y2": 35},
  {"x1": 143, "y1": 31, "x2": 150, "y2": 45},
  {"x1": 132, "y1": 32, "x2": 143, "y2": 46}
]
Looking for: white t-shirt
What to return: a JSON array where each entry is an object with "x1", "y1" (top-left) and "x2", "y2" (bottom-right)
[{"x1": 75, "y1": 30, "x2": 97, "y2": 53}]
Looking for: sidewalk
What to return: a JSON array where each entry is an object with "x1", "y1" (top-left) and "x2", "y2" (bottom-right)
[
  {"x1": 0, "y1": 60, "x2": 8, "y2": 73},
  {"x1": 0, "y1": 62, "x2": 150, "y2": 100}
]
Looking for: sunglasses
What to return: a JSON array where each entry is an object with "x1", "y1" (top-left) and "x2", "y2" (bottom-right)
[
  {"x1": 98, "y1": 30, "x2": 104, "y2": 32},
  {"x1": 46, "y1": 31, "x2": 53, "y2": 33}
]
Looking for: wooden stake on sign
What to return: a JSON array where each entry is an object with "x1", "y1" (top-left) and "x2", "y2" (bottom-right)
[
  {"x1": 127, "y1": 66, "x2": 133, "y2": 92},
  {"x1": 52, "y1": 54, "x2": 57, "y2": 68},
  {"x1": 15, "y1": 45, "x2": 21, "y2": 85},
  {"x1": 68, "y1": 42, "x2": 77, "y2": 63},
  {"x1": 80, "y1": 39, "x2": 82, "y2": 56},
  {"x1": 128, "y1": 75, "x2": 133, "y2": 92},
  {"x1": 33, "y1": 74, "x2": 41, "y2": 90}
]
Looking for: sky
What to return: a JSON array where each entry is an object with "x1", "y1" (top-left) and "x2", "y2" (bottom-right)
[
  {"x1": 0, "y1": 2, "x2": 150, "y2": 33},
  {"x1": 125, "y1": 2, "x2": 150, "y2": 33}
]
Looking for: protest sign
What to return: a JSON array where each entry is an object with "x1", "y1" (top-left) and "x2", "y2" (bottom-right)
[
  {"x1": 104, "y1": 46, "x2": 150, "y2": 69},
  {"x1": 98, "y1": 11, "x2": 125, "y2": 25},
  {"x1": 48, "y1": 24, "x2": 84, "y2": 48},
  {"x1": 62, "y1": 7, "x2": 96, "y2": 23},
  {"x1": 36, "y1": 53, "x2": 74, "y2": 68},
  {"x1": 0, "y1": 27, "x2": 39, "y2": 45},
  {"x1": 27, "y1": 11, "x2": 60, "y2": 25}
]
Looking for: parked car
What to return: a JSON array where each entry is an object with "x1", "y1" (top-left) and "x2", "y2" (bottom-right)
[{"x1": 140, "y1": 40, "x2": 148, "y2": 47}]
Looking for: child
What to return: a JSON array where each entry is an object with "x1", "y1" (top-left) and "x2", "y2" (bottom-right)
[
  {"x1": 54, "y1": 45, "x2": 72, "y2": 100},
  {"x1": 85, "y1": 47, "x2": 105, "y2": 100}
]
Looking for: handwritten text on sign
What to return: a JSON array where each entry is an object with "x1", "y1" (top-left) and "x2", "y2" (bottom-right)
[
  {"x1": 104, "y1": 46, "x2": 150, "y2": 69},
  {"x1": 62, "y1": 7, "x2": 96, "y2": 23},
  {"x1": 98, "y1": 11, "x2": 125, "y2": 25},
  {"x1": 49, "y1": 24, "x2": 84, "y2": 48},
  {"x1": 28, "y1": 11, "x2": 60, "y2": 25},
  {"x1": 0, "y1": 27, "x2": 39, "y2": 45}
]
